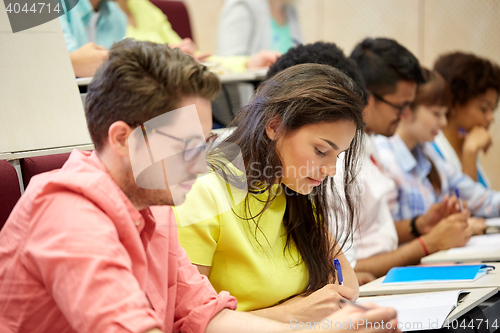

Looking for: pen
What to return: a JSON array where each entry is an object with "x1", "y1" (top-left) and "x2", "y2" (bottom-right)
[
  {"x1": 454, "y1": 187, "x2": 464, "y2": 212},
  {"x1": 339, "y1": 298, "x2": 370, "y2": 311},
  {"x1": 334, "y1": 258, "x2": 343, "y2": 285}
]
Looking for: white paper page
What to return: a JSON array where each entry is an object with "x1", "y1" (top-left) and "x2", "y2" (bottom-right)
[
  {"x1": 358, "y1": 291, "x2": 462, "y2": 331},
  {"x1": 448, "y1": 234, "x2": 500, "y2": 255},
  {"x1": 486, "y1": 218, "x2": 500, "y2": 227}
]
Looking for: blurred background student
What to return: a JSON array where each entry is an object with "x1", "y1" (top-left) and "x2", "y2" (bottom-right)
[
  {"x1": 117, "y1": 0, "x2": 280, "y2": 72},
  {"x1": 433, "y1": 52, "x2": 500, "y2": 188},
  {"x1": 374, "y1": 69, "x2": 495, "y2": 238},
  {"x1": 217, "y1": 0, "x2": 303, "y2": 56},
  {"x1": 59, "y1": 0, "x2": 126, "y2": 77}
]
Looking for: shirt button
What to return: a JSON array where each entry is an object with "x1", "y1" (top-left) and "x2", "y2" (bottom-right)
[{"x1": 135, "y1": 220, "x2": 141, "y2": 226}]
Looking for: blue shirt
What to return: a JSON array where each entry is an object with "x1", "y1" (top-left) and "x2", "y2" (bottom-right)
[
  {"x1": 374, "y1": 134, "x2": 500, "y2": 220},
  {"x1": 59, "y1": 0, "x2": 127, "y2": 52},
  {"x1": 431, "y1": 141, "x2": 489, "y2": 189}
]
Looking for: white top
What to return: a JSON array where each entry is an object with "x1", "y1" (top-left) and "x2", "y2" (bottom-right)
[
  {"x1": 216, "y1": 0, "x2": 303, "y2": 56},
  {"x1": 433, "y1": 130, "x2": 491, "y2": 188},
  {"x1": 342, "y1": 134, "x2": 399, "y2": 260}
]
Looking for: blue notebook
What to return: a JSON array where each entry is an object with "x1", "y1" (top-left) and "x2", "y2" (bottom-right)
[{"x1": 382, "y1": 265, "x2": 494, "y2": 285}]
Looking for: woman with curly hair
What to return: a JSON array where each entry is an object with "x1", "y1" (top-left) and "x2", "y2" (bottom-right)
[{"x1": 433, "y1": 52, "x2": 500, "y2": 188}]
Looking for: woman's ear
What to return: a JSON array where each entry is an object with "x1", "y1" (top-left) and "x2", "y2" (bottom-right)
[{"x1": 265, "y1": 118, "x2": 281, "y2": 141}]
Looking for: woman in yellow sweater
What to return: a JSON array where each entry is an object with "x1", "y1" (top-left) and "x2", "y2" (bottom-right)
[{"x1": 175, "y1": 63, "x2": 365, "y2": 323}]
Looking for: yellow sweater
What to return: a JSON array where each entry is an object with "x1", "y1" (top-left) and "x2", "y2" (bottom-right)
[{"x1": 175, "y1": 167, "x2": 308, "y2": 312}]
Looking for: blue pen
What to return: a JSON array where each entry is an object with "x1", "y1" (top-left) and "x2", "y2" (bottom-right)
[
  {"x1": 454, "y1": 187, "x2": 464, "y2": 212},
  {"x1": 334, "y1": 258, "x2": 343, "y2": 285}
]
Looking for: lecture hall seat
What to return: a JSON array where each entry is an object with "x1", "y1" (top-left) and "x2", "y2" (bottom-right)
[
  {"x1": 0, "y1": 160, "x2": 22, "y2": 230},
  {"x1": 149, "y1": 0, "x2": 194, "y2": 40},
  {"x1": 21, "y1": 153, "x2": 71, "y2": 190}
]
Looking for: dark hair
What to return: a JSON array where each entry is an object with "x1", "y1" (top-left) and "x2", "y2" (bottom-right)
[
  {"x1": 433, "y1": 51, "x2": 500, "y2": 107},
  {"x1": 350, "y1": 38, "x2": 425, "y2": 96},
  {"x1": 85, "y1": 39, "x2": 221, "y2": 151},
  {"x1": 214, "y1": 64, "x2": 365, "y2": 295},
  {"x1": 266, "y1": 42, "x2": 368, "y2": 105},
  {"x1": 410, "y1": 68, "x2": 451, "y2": 194}
]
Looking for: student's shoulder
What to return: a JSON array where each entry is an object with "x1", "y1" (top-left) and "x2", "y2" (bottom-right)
[
  {"x1": 373, "y1": 135, "x2": 399, "y2": 165},
  {"x1": 126, "y1": 0, "x2": 164, "y2": 18}
]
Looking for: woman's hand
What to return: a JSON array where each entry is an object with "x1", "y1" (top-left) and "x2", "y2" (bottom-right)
[
  {"x1": 463, "y1": 126, "x2": 492, "y2": 154},
  {"x1": 324, "y1": 302, "x2": 399, "y2": 333},
  {"x1": 468, "y1": 217, "x2": 487, "y2": 235},
  {"x1": 283, "y1": 284, "x2": 357, "y2": 323},
  {"x1": 421, "y1": 212, "x2": 472, "y2": 253}
]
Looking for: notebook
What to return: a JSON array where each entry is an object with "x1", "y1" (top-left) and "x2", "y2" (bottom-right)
[
  {"x1": 486, "y1": 218, "x2": 500, "y2": 227},
  {"x1": 382, "y1": 265, "x2": 494, "y2": 285},
  {"x1": 357, "y1": 290, "x2": 469, "y2": 331}
]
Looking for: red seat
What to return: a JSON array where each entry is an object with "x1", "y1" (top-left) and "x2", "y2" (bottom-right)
[
  {"x1": 0, "y1": 160, "x2": 22, "y2": 230},
  {"x1": 150, "y1": 0, "x2": 193, "y2": 40},
  {"x1": 21, "y1": 153, "x2": 71, "y2": 189}
]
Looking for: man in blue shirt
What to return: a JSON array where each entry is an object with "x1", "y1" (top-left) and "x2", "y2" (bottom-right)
[{"x1": 59, "y1": 0, "x2": 127, "y2": 77}]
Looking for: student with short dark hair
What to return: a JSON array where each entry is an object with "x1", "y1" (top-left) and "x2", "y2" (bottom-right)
[
  {"x1": 349, "y1": 38, "x2": 470, "y2": 278},
  {"x1": 0, "y1": 39, "x2": 398, "y2": 333},
  {"x1": 433, "y1": 52, "x2": 500, "y2": 188},
  {"x1": 266, "y1": 42, "x2": 367, "y2": 102}
]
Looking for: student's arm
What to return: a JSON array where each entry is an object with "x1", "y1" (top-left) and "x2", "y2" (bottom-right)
[
  {"x1": 69, "y1": 43, "x2": 109, "y2": 77},
  {"x1": 206, "y1": 305, "x2": 400, "y2": 333},
  {"x1": 356, "y1": 212, "x2": 472, "y2": 278},
  {"x1": 355, "y1": 238, "x2": 428, "y2": 278},
  {"x1": 395, "y1": 195, "x2": 460, "y2": 244},
  {"x1": 462, "y1": 126, "x2": 492, "y2": 181}
]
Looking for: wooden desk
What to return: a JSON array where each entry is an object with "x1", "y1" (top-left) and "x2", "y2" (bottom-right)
[{"x1": 360, "y1": 263, "x2": 500, "y2": 297}]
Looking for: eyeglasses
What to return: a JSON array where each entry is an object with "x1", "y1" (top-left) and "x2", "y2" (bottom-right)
[
  {"x1": 372, "y1": 93, "x2": 411, "y2": 115},
  {"x1": 141, "y1": 125, "x2": 218, "y2": 162}
]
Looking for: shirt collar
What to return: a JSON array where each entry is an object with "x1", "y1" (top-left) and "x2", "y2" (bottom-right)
[
  {"x1": 77, "y1": 0, "x2": 110, "y2": 19},
  {"x1": 390, "y1": 134, "x2": 431, "y2": 180}
]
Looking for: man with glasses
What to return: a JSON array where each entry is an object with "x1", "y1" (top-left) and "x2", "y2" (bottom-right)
[
  {"x1": 0, "y1": 39, "x2": 398, "y2": 333},
  {"x1": 347, "y1": 38, "x2": 467, "y2": 279}
]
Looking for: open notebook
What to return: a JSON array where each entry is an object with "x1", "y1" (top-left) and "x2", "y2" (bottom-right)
[
  {"x1": 447, "y1": 234, "x2": 500, "y2": 256},
  {"x1": 382, "y1": 264, "x2": 494, "y2": 285},
  {"x1": 357, "y1": 290, "x2": 468, "y2": 331},
  {"x1": 487, "y1": 218, "x2": 500, "y2": 227}
]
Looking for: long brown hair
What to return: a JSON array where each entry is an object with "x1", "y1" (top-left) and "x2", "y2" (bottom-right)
[
  {"x1": 211, "y1": 64, "x2": 365, "y2": 294},
  {"x1": 411, "y1": 68, "x2": 451, "y2": 194}
]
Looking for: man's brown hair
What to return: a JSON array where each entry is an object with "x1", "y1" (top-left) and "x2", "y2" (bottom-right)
[{"x1": 85, "y1": 39, "x2": 221, "y2": 151}]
